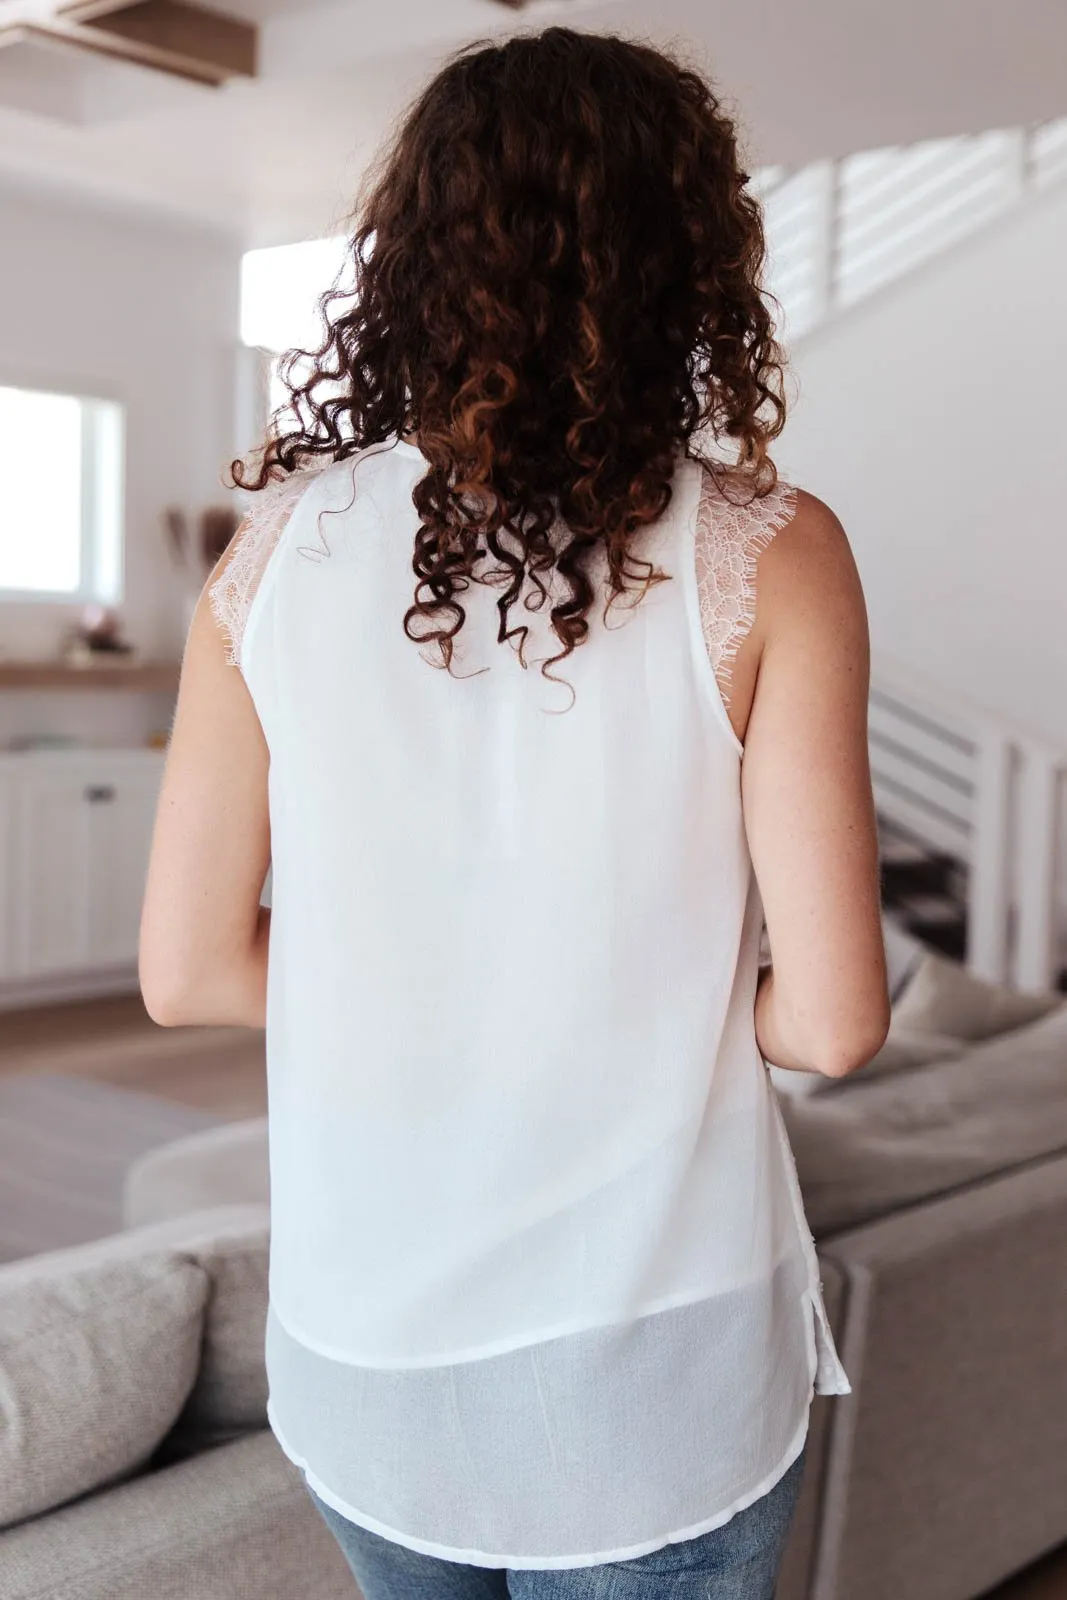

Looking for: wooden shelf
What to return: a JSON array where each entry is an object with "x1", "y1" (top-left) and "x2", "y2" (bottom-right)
[{"x1": 0, "y1": 659, "x2": 181, "y2": 692}]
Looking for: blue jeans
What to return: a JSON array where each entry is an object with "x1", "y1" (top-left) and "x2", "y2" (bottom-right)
[{"x1": 305, "y1": 1442, "x2": 807, "y2": 1599}]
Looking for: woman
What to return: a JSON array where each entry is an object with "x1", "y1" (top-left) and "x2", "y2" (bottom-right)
[{"x1": 140, "y1": 26, "x2": 888, "y2": 1600}]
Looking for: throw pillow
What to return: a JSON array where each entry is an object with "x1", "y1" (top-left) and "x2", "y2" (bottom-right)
[
  {"x1": 893, "y1": 950, "x2": 1064, "y2": 1041},
  {"x1": 167, "y1": 1208, "x2": 271, "y2": 1452},
  {"x1": 780, "y1": 1000, "x2": 1067, "y2": 1237},
  {"x1": 0, "y1": 1246, "x2": 207, "y2": 1528},
  {"x1": 102, "y1": 1204, "x2": 271, "y2": 1461}
]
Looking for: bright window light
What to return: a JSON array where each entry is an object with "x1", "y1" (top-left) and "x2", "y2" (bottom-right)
[
  {"x1": 240, "y1": 235, "x2": 351, "y2": 354},
  {"x1": 240, "y1": 236, "x2": 356, "y2": 437},
  {"x1": 0, "y1": 384, "x2": 124, "y2": 601}
]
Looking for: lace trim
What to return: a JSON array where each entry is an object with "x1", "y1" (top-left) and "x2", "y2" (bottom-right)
[
  {"x1": 208, "y1": 463, "x2": 331, "y2": 666},
  {"x1": 694, "y1": 468, "x2": 798, "y2": 707},
  {"x1": 210, "y1": 457, "x2": 799, "y2": 681}
]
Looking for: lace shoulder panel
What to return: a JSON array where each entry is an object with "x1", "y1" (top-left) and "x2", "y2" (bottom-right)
[
  {"x1": 208, "y1": 462, "x2": 330, "y2": 667},
  {"x1": 694, "y1": 466, "x2": 798, "y2": 707}
]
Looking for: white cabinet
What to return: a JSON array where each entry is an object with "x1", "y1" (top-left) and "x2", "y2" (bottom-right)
[
  {"x1": 0, "y1": 748, "x2": 164, "y2": 1000},
  {"x1": 85, "y1": 765, "x2": 163, "y2": 968},
  {"x1": 14, "y1": 767, "x2": 91, "y2": 979}
]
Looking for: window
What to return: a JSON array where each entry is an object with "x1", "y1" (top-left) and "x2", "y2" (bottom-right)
[
  {"x1": 240, "y1": 235, "x2": 350, "y2": 419},
  {"x1": 241, "y1": 235, "x2": 349, "y2": 354},
  {"x1": 0, "y1": 383, "x2": 124, "y2": 602}
]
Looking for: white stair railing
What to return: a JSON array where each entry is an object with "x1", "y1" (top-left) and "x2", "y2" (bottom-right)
[
  {"x1": 869, "y1": 658, "x2": 1067, "y2": 993},
  {"x1": 759, "y1": 118, "x2": 1067, "y2": 342},
  {"x1": 1032, "y1": 117, "x2": 1067, "y2": 187}
]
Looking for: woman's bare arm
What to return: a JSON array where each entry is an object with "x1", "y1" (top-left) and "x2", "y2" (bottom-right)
[
  {"x1": 139, "y1": 543, "x2": 271, "y2": 1030},
  {"x1": 736, "y1": 490, "x2": 889, "y2": 1078}
]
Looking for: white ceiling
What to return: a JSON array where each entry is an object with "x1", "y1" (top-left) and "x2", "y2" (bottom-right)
[{"x1": 0, "y1": 0, "x2": 1064, "y2": 246}]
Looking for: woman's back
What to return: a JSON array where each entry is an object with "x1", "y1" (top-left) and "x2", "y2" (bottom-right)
[
  {"x1": 201, "y1": 438, "x2": 849, "y2": 1564},
  {"x1": 139, "y1": 22, "x2": 888, "y2": 1584}
]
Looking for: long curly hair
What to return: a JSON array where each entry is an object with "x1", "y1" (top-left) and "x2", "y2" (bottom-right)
[{"x1": 233, "y1": 27, "x2": 786, "y2": 688}]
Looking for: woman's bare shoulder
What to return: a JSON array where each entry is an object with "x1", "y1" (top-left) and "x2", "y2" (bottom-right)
[
  {"x1": 773, "y1": 486, "x2": 853, "y2": 563},
  {"x1": 753, "y1": 485, "x2": 866, "y2": 643}
]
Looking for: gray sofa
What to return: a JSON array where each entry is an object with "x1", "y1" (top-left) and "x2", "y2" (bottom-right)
[{"x1": 2, "y1": 1001, "x2": 1066, "y2": 1600}]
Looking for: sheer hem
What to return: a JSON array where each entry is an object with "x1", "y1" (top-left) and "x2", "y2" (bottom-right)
[{"x1": 277, "y1": 1405, "x2": 812, "y2": 1570}]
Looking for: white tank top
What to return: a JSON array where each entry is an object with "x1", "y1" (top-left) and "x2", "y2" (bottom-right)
[{"x1": 209, "y1": 437, "x2": 850, "y2": 1571}]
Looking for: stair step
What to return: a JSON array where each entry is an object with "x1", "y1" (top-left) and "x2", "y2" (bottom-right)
[
  {"x1": 891, "y1": 894, "x2": 966, "y2": 925},
  {"x1": 881, "y1": 854, "x2": 960, "y2": 902},
  {"x1": 897, "y1": 914, "x2": 968, "y2": 963}
]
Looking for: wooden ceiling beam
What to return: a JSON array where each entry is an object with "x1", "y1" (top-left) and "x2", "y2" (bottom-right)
[
  {"x1": 54, "y1": 0, "x2": 256, "y2": 81},
  {"x1": 0, "y1": 18, "x2": 229, "y2": 86}
]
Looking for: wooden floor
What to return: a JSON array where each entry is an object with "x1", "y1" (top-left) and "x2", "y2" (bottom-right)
[
  {"x1": 0, "y1": 991, "x2": 1063, "y2": 1597},
  {"x1": 0, "y1": 990, "x2": 267, "y2": 1119}
]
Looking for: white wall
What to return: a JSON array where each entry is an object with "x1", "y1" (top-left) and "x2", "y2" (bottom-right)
[
  {"x1": 777, "y1": 180, "x2": 1067, "y2": 748},
  {"x1": 0, "y1": 182, "x2": 243, "y2": 670}
]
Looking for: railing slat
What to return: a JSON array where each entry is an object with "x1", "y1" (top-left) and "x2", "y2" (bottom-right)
[
  {"x1": 757, "y1": 117, "x2": 1067, "y2": 350},
  {"x1": 837, "y1": 176, "x2": 1007, "y2": 301},
  {"x1": 868, "y1": 701, "x2": 975, "y2": 785},
  {"x1": 968, "y1": 736, "x2": 1014, "y2": 984},
  {"x1": 869, "y1": 742, "x2": 971, "y2": 833},
  {"x1": 871, "y1": 775, "x2": 971, "y2": 859},
  {"x1": 1011, "y1": 748, "x2": 1063, "y2": 992},
  {"x1": 1030, "y1": 117, "x2": 1067, "y2": 187},
  {"x1": 838, "y1": 132, "x2": 1010, "y2": 229}
]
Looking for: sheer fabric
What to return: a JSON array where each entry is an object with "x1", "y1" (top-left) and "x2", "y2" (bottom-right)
[{"x1": 208, "y1": 441, "x2": 849, "y2": 1569}]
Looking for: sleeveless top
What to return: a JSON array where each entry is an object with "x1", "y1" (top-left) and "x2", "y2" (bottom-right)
[{"x1": 208, "y1": 437, "x2": 851, "y2": 1572}]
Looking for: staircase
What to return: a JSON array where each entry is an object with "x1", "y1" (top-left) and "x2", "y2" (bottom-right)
[
  {"x1": 878, "y1": 820, "x2": 969, "y2": 966},
  {"x1": 877, "y1": 814, "x2": 1067, "y2": 995},
  {"x1": 868, "y1": 661, "x2": 1067, "y2": 994}
]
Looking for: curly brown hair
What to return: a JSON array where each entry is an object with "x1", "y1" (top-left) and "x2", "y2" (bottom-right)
[{"x1": 234, "y1": 26, "x2": 785, "y2": 687}]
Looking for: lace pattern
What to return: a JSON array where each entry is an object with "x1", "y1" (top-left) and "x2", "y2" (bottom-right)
[
  {"x1": 694, "y1": 469, "x2": 798, "y2": 707},
  {"x1": 209, "y1": 463, "x2": 330, "y2": 666},
  {"x1": 210, "y1": 456, "x2": 798, "y2": 684}
]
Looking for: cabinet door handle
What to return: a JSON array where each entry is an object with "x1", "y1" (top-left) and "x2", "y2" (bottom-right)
[{"x1": 84, "y1": 785, "x2": 116, "y2": 804}]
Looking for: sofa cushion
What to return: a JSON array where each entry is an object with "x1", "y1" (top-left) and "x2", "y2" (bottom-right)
[
  {"x1": 784, "y1": 1002, "x2": 1067, "y2": 1237},
  {"x1": 0, "y1": 1242, "x2": 208, "y2": 1528},
  {"x1": 0, "y1": 1429, "x2": 352, "y2": 1600},
  {"x1": 893, "y1": 950, "x2": 1064, "y2": 1041},
  {"x1": 123, "y1": 1117, "x2": 269, "y2": 1229}
]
